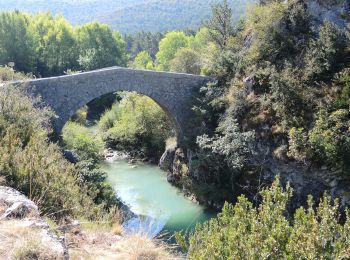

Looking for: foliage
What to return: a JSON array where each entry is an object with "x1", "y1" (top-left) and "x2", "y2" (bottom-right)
[
  {"x1": 197, "y1": 116, "x2": 255, "y2": 171},
  {"x1": 29, "y1": 12, "x2": 78, "y2": 76},
  {"x1": 245, "y1": 0, "x2": 311, "y2": 68},
  {"x1": 156, "y1": 31, "x2": 190, "y2": 71},
  {"x1": 334, "y1": 69, "x2": 350, "y2": 109},
  {"x1": 304, "y1": 21, "x2": 347, "y2": 81},
  {"x1": 0, "y1": 86, "x2": 107, "y2": 219},
  {"x1": 62, "y1": 122, "x2": 104, "y2": 163},
  {"x1": 288, "y1": 127, "x2": 308, "y2": 162},
  {"x1": 0, "y1": 11, "x2": 127, "y2": 77},
  {"x1": 203, "y1": 0, "x2": 235, "y2": 49},
  {"x1": 62, "y1": 122, "x2": 117, "y2": 207},
  {"x1": 308, "y1": 109, "x2": 350, "y2": 170},
  {"x1": 125, "y1": 32, "x2": 163, "y2": 60},
  {"x1": 170, "y1": 48, "x2": 201, "y2": 74},
  {"x1": 99, "y1": 92, "x2": 173, "y2": 159},
  {"x1": 261, "y1": 64, "x2": 305, "y2": 128},
  {"x1": 129, "y1": 51, "x2": 154, "y2": 70},
  {"x1": 76, "y1": 22, "x2": 127, "y2": 71},
  {"x1": 0, "y1": 11, "x2": 37, "y2": 73},
  {"x1": 75, "y1": 159, "x2": 117, "y2": 208},
  {"x1": 0, "y1": 66, "x2": 30, "y2": 82},
  {"x1": 179, "y1": 177, "x2": 350, "y2": 259}
]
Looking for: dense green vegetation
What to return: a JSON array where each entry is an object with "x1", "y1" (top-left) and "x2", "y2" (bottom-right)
[
  {"x1": 177, "y1": 177, "x2": 350, "y2": 259},
  {"x1": 128, "y1": 0, "x2": 349, "y2": 206},
  {"x1": 0, "y1": 0, "x2": 255, "y2": 33},
  {"x1": 62, "y1": 122, "x2": 117, "y2": 208},
  {"x1": 1, "y1": 0, "x2": 350, "y2": 257},
  {"x1": 0, "y1": 75, "x2": 117, "y2": 221},
  {"x1": 0, "y1": 11, "x2": 126, "y2": 76},
  {"x1": 98, "y1": 92, "x2": 173, "y2": 159}
]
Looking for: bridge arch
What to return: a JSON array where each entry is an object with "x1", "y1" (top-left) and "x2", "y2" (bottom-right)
[{"x1": 18, "y1": 67, "x2": 211, "y2": 143}]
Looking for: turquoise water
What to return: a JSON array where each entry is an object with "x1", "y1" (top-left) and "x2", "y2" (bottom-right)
[{"x1": 101, "y1": 158, "x2": 214, "y2": 239}]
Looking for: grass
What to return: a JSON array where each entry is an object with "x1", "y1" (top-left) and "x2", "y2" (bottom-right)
[
  {"x1": 0, "y1": 220, "x2": 63, "y2": 259},
  {"x1": 111, "y1": 234, "x2": 181, "y2": 260},
  {"x1": 65, "y1": 220, "x2": 180, "y2": 260}
]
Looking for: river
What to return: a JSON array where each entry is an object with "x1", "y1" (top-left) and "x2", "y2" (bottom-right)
[{"x1": 100, "y1": 157, "x2": 214, "y2": 240}]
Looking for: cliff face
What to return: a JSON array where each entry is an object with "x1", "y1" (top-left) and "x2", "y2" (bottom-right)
[
  {"x1": 0, "y1": 186, "x2": 68, "y2": 259},
  {"x1": 306, "y1": 0, "x2": 349, "y2": 28}
]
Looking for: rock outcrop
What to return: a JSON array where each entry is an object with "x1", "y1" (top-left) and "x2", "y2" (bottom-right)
[
  {"x1": 306, "y1": 0, "x2": 349, "y2": 28},
  {"x1": 0, "y1": 186, "x2": 68, "y2": 259},
  {"x1": 159, "y1": 147, "x2": 190, "y2": 184}
]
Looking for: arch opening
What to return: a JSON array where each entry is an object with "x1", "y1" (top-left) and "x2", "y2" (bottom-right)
[{"x1": 62, "y1": 91, "x2": 177, "y2": 161}]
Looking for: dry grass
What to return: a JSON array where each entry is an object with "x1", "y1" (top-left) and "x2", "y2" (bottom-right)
[
  {"x1": 67, "y1": 224, "x2": 181, "y2": 260},
  {"x1": 111, "y1": 234, "x2": 181, "y2": 260},
  {"x1": 0, "y1": 220, "x2": 62, "y2": 259}
]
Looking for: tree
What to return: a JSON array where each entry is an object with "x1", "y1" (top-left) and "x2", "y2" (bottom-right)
[
  {"x1": 203, "y1": 0, "x2": 234, "y2": 49},
  {"x1": 304, "y1": 21, "x2": 347, "y2": 81},
  {"x1": 76, "y1": 22, "x2": 127, "y2": 71},
  {"x1": 99, "y1": 92, "x2": 173, "y2": 159},
  {"x1": 29, "y1": 13, "x2": 78, "y2": 76},
  {"x1": 129, "y1": 51, "x2": 154, "y2": 70},
  {"x1": 125, "y1": 32, "x2": 163, "y2": 60},
  {"x1": 0, "y1": 11, "x2": 37, "y2": 73},
  {"x1": 156, "y1": 31, "x2": 190, "y2": 71},
  {"x1": 170, "y1": 48, "x2": 201, "y2": 74}
]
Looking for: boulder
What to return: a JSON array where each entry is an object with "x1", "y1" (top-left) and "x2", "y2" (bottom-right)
[
  {"x1": 0, "y1": 186, "x2": 39, "y2": 219},
  {"x1": 0, "y1": 186, "x2": 68, "y2": 259}
]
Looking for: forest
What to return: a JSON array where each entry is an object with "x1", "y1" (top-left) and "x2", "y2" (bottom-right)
[
  {"x1": 1, "y1": 0, "x2": 350, "y2": 258},
  {"x1": 0, "y1": 0, "x2": 254, "y2": 33}
]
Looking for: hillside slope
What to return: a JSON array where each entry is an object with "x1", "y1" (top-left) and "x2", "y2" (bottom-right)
[{"x1": 0, "y1": 0, "x2": 255, "y2": 33}]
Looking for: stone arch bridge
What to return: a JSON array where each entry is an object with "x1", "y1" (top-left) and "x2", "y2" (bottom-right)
[{"x1": 15, "y1": 67, "x2": 212, "y2": 143}]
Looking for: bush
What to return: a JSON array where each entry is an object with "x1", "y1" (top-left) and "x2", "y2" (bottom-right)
[
  {"x1": 0, "y1": 66, "x2": 30, "y2": 82},
  {"x1": 62, "y1": 121, "x2": 104, "y2": 162},
  {"x1": 179, "y1": 177, "x2": 350, "y2": 259},
  {"x1": 288, "y1": 127, "x2": 308, "y2": 161},
  {"x1": 100, "y1": 92, "x2": 173, "y2": 159},
  {"x1": 0, "y1": 86, "x2": 104, "y2": 219},
  {"x1": 304, "y1": 21, "x2": 347, "y2": 81},
  {"x1": 333, "y1": 68, "x2": 350, "y2": 109},
  {"x1": 62, "y1": 121, "x2": 117, "y2": 207},
  {"x1": 308, "y1": 109, "x2": 350, "y2": 170}
]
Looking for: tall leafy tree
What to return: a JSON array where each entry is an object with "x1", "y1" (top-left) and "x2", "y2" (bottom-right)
[
  {"x1": 0, "y1": 11, "x2": 37, "y2": 73},
  {"x1": 129, "y1": 51, "x2": 154, "y2": 70},
  {"x1": 156, "y1": 31, "x2": 190, "y2": 71},
  {"x1": 76, "y1": 22, "x2": 127, "y2": 71},
  {"x1": 170, "y1": 48, "x2": 201, "y2": 74},
  {"x1": 203, "y1": 0, "x2": 234, "y2": 49},
  {"x1": 29, "y1": 13, "x2": 78, "y2": 76}
]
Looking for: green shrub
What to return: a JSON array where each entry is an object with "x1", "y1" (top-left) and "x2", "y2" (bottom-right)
[
  {"x1": 288, "y1": 127, "x2": 308, "y2": 161},
  {"x1": 98, "y1": 103, "x2": 120, "y2": 132},
  {"x1": 0, "y1": 66, "x2": 30, "y2": 82},
  {"x1": 304, "y1": 21, "x2": 347, "y2": 81},
  {"x1": 308, "y1": 109, "x2": 350, "y2": 169},
  {"x1": 70, "y1": 105, "x2": 88, "y2": 125},
  {"x1": 0, "y1": 86, "x2": 104, "y2": 219},
  {"x1": 333, "y1": 68, "x2": 350, "y2": 109},
  {"x1": 62, "y1": 121, "x2": 104, "y2": 162},
  {"x1": 100, "y1": 92, "x2": 173, "y2": 159},
  {"x1": 179, "y1": 177, "x2": 350, "y2": 259}
]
